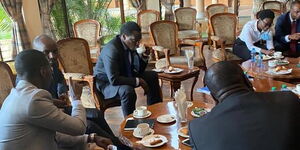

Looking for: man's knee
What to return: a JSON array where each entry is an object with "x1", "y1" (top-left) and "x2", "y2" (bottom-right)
[
  {"x1": 118, "y1": 85, "x2": 136, "y2": 98},
  {"x1": 143, "y1": 71, "x2": 159, "y2": 81}
]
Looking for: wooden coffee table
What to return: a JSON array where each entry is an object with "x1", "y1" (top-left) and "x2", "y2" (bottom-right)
[
  {"x1": 119, "y1": 101, "x2": 213, "y2": 150},
  {"x1": 157, "y1": 65, "x2": 200, "y2": 101},
  {"x1": 242, "y1": 57, "x2": 300, "y2": 83}
]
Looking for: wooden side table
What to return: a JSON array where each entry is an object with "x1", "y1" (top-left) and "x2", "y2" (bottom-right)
[{"x1": 157, "y1": 65, "x2": 200, "y2": 101}]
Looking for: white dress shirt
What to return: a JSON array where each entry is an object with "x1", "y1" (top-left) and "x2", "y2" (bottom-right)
[
  {"x1": 284, "y1": 13, "x2": 297, "y2": 42},
  {"x1": 239, "y1": 20, "x2": 274, "y2": 53}
]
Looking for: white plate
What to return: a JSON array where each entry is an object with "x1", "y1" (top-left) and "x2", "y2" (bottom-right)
[
  {"x1": 133, "y1": 110, "x2": 152, "y2": 119},
  {"x1": 157, "y1": 114, "x2": 176, "y2": 123},
  {"x1": 178, "y1": 126, "x2": 189, "y2": 138},
  {"x1": 191, "y1": 109, "x2": 208, "y2": 118},
  {"x1": 273, "y1": 56, "x2": 284, "y2": 59},
  {"x1": 138, "y1": 134, "x2": 168, "y2": 148},
  {"x1": 276, "y1": 60, "x2": 289, "y2": 65},
  {"x1": 152, "y1": 68, "x2": 164, "y2": 73},
  {"x1": 133, "y1": 128, "x2": 155, "y2": 139},
  {"x1": 164, "y1": 68, "x2": 183, "y2": 74},
  {"x1": 288, "y1": 87, "x2": 300, "y2": 95},
  {"x1": 175, "y1": 101, "x2": 193, "y2": 108},
  {"x1": 266, "y1": 69, "x2": 292, "y2": 75},
  {"x1": 262, "y1": 55, "x2": 272, "y2": 61}
]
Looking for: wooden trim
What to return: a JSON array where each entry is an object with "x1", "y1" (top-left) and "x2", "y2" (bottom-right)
[{"x1": 120, "y1": 0, "x2": 125, "y2": 23}]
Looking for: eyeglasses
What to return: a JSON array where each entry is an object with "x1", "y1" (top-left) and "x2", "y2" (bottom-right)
[{"x1": 261, "y1": 19, "x2": 273, "y2": 27}]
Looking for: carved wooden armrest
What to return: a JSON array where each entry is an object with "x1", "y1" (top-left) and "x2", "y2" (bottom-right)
[
  {"x1": 163, "y1": 48, "x2": 171, "y2": 67},
  {"x1": 210, "y1": 36, "x2": 227, "y2": 60},
  {"x1": 152, "y1": 46, "x2": 164, "y2": 61}
]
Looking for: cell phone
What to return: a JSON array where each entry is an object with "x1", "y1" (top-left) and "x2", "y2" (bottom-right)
[{"x1": 182, "y1": 139, "x2": 192, "y2": 147}]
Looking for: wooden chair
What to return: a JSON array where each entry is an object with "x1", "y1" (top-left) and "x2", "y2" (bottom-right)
[
  {"x1": 206, "y1": 4, "x2": 228, "y2": 49},
  {"x1": 174, "y1": 7, "x2": 202, "y2": 40},
  {"x1": 209, "y1": 13, "x2": 242, "y2": 63},
  {"x1": 57, "y1": 38, "x2": 120, "y2": 112},
  {"x1": 262, "y1": 1, "x2": 285, "y2": 12},
  {"x1": 73, "y1": 19, "x2": 101, "y2": 63},
  {"x1": 150, "y1": 20, "x2": 206, "y2": 71},
  {"x1": 0, "y1": 61, "x2": 14, "y2": 108},
  {"x1": 137, "y1": 10, "x2": 160, "y2": 47}
]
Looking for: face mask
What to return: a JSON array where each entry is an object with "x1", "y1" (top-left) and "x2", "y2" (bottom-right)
[{"x1": 260, "y1": 31, "x2": 270, "y2": 41}]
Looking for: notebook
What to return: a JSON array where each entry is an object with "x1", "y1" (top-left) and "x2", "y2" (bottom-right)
[{"x1": 124, "y1": 119, "x2": 155, "y2": 131}]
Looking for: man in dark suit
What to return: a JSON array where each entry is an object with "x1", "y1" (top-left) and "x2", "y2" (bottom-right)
[
  {"x1": 94, "y1": 22, "x2": 162, "y2": 116},
  {"x1": 189, "y1": 61, "x2": 300, "y2": 150},
  {"x1": 275, "y1": 1, "x2": 300, "y2": 57}
]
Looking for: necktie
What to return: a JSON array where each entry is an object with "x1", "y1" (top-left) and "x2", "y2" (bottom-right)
[{"x1": 290, "y1": 21, "x2": 297, "y2": 54}]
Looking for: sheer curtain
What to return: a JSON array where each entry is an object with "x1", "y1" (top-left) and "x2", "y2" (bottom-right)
[{"x1": 38, "y1": 0, "x2": 56, "y2": 40}]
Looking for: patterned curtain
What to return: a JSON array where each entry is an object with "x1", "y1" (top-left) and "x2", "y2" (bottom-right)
[
  {"x1": 0, "y1": 0, "x2": 31, "y2": 58},
  {"x1": 38, "y1": 0, "x2": 56, "y2": 40},
  {"x1": 129, "y1": 0, "x2": 146, "y2": 11}
]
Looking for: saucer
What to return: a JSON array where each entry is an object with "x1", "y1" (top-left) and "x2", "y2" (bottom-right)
[
  {"x1": 178, "y1": 126, "x2": 189, "y2": 138},
  {"x1": 157, "y1": 114, "x2": 176, "y2": 123},
  {"x1": 133, "y1": 110, "x2": 152, "y2": 119},
  {"x1": 137, "y1": 134, "x2": 168, "y2": 148},
  {"x1": 133, "y1": 128, "x2": 154, "y2": 139},
  {"x1": 164, "y1": 68, "x2": 183, "y2": 74}
]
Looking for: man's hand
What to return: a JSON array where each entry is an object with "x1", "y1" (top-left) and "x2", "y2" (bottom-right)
[
  {"x1": 94, "y1": 136, "x2": 113, "y2": 149},
  {"x1": 139, "y1": 78, "x2": 149, "y2": 95},
  {"x1": 68, "y1": 77, "x2": 83, "y2": 101},
  {"x1": 261, "y1": 49, "x2": 274, "y2": 55},
  {"x1": 288, "y1": 33, "x2": 300, "y2": 41}
]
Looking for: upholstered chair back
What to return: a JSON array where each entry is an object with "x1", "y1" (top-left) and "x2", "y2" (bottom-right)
[
  {"x1": 210, "y1": 13, "x2": 237, "y2": 46},
  {"x1": 137, "y1": 10, "x2": 160, "y2": 34},
  {"x1": 206, "y1": 4, "x2": 228, "y2": 19},
  {"x1": 175, "y1": 7, "x2": 197, "y2": 30},
  {"x1": 262, "y1": 1, "x2": 284, "y2": 12},
  {"x1": 57, "y1": 38, "x2": 93, "y2": 75},
  {"x1": 0, "y1": 62, "x2": 14, "y2": 108}
]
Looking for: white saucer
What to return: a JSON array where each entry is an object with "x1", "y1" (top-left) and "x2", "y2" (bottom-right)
[
  {"x1": 288, "y1": 87, "x2": 300, "y2": 95},
  {"x1": 164, "y1": 68, "x2": 183, "y2": 74},
  {"x1": 133, "y1": 128, "x2": 154, "y2": 139},
  {"x1": 152, "y1": 68, "x2": 164, "y2": 73},
  {"x1": 191, "y1": 109, "x2": 207, "y2": 118},
  {"x1": 175, "y1": 101, "x2": 193, "y2": 108},
  {"x1": 273, "y1": 56, "x2": 284, "y2": 59},
  {"x1": 137, "y1": 134, "x2": 168, "y2": 148},
  {"x1": 178, "y1": 126, "x2": 189, "y2": 138},
  {"x1": 133, "y1": 110, "x2": 152, "y2": 119},
  {"x1": 266, "y1": 68, "x2": 292, "y2": 75},
  {"x1": 157, "y1": 114, "x2": 176, "y2": 123}
]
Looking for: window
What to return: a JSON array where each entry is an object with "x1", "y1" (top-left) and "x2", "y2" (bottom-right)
[{"x1": 0, "y1": 4, "x2": 13, "y2": 61}]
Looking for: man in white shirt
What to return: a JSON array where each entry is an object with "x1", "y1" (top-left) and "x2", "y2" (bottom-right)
[
  {"x1": 275, "y1": 1, "x2": 300, "y2": 57},
  {"x1": 0, "y1": 50, "x2": 112, "y2": 150},
  {"x1": 233, "y1": 9, "x2": 275, "y2": 61}
]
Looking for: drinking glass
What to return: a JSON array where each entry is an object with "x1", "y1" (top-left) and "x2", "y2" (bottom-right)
[{"x1": 185, "y1": 50, "x2": 194, "y2": 69}]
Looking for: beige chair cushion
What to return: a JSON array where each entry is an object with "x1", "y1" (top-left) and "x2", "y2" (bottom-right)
[
  {"x1": 212, "y1": 48, "x2": 241, "y2": 61},
  {"x1": 155, "y1": 56, "x2": 204, "y2": 69},
  {"x1": 178, "y1": 30, "x2": 200, "y2": 39},
  {"x1": 63, "y1": 73, "x2": 86, "y2": 80}
]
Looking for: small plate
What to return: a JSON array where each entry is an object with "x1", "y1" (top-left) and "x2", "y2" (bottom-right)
[
  {"x1": 152, "y1": 68, "x2": 164, "y2": 73},
  {"x1": 133, "y1": 110, "x2": 152, "y2": 119},
  {"x1": 266, "y1": 69, "x2": 292, "y2": 75},
  {"x1": 288, "y1": 87, "x2": 300, "y2": 95},
  {"x1": 273, "y1": 56, "x2": 284, "y2": 59},
  {"x1": 133, "y1": 128, "x2": 155, "y2": 139},
  {"x1": 178, "y1": 126, "x2": 189, "y2": 138},
  {"x1": 262, "y1": 55, "x2": 272, "y2": 61},
  {"x1": 276, "y1": 60, "x2": 289, "y2": 65},
  {"x1": 164, "y1": 68, "x2": 183, "y2": 74},
  {"x1": 137, "y1": 134, "x2": 168, "y2": 148},
  {"x1": 191, "y1": 108, "x2": 208, "y2": 118},
  {"x1": 157, "y1": 114, "x2": 176, "y2": 123},
  {"x1": 175, "y1": 101, "x2": 193, "y2": 108}
]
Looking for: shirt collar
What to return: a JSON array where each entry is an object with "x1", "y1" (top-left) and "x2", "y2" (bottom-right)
[
  {"x1": 289, "y1": 12, "x2": 296, "y2": 22},
  {"x1": 254, "y1": 20, "x2": 260, "y2": 32},
  {"x1": 119, "y1": 35, "x2": 130, "y2": 52}
]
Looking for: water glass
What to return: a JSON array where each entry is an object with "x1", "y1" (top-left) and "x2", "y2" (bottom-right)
[{"x1": 185, "y1": 50, "x2": 194, "y2": 69}]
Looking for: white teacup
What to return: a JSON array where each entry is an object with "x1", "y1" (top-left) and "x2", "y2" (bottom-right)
[
  {"x1": 268, "y1": 60, "x2": 277, "y2": 68},
  {"x1": 134, "y1": 123, "x2": 150, "y2": 137},
  {"x1": 296, "y1": 84, "x2": 300, "y2": 92},
  {"x1": 136, "y1": 46, "x2": 146, "y2": 54},
  {"x1": 134, "y1": 106, "x2": 147, "y2": 117},
  {"x1": 274, "y1": 52, "x2": 282, "y2": 58}
]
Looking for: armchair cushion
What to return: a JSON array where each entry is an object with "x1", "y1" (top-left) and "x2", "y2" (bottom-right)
[
  {"x1": 63, "y1": 73, "x2": 86, "y2": 80},
  {"x1": 155, "y1": 56, "x2": 205, "y2": 69},
  {"x1": 178, "y1": 30, "x2": 200, "y2": 39},
  {"x1": 212, "y1": 48, "x2": 241, "y2": 61}
]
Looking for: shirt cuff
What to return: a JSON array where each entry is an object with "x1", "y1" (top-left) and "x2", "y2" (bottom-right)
[
  {"x1": 136, "y1": 78, "x2": 139, "y2": 87},
  {"x1": 83, "y1": 134, "x2": 88, "y2": 143},
  {"x1": 285, "y1": 35, "x2": 291, "y2": 42},
  {"x1": 71, "y1": 100, "x2": 82, "y2": 107}
]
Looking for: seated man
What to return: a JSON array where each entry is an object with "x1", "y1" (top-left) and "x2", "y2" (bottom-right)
[
  {"x1": 30, "y1": 35, "x2": 132, "y2": 150},
  {"x1": 94, "y1": 21, "x2": 162, "y2": 116},
  {"x1": 189, "y1": 61, "x2": 300, "y2": 150},
  {"x1": 275, "y1": 1, "x2": 300, "y2": 57}
]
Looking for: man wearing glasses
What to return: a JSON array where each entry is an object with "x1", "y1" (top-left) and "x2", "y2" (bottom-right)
[{"x1": 275, "y1": 1, "x2": 300, "y2": 57}]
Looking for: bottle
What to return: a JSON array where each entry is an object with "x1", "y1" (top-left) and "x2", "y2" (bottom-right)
[
  {"x1": 271, "y1": 87, "x2": 277, "y2": 92},
  {"x1": 251, "y1": 48, "x2": 256, "y2": 62},
  {"x1": 280, "y1": 84, "x2": 289, "y2": 91}
]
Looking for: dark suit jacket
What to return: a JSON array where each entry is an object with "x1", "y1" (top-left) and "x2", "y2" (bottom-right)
[
  {"x1": 275, "y1": 12, "x2": 300, "y2": 52},
  {"x1": 189, "y1": 91, "x2": 300, "y2": 150},
  {"x1": 93, "y1": 35, "x2": 147, "y2": 99}
]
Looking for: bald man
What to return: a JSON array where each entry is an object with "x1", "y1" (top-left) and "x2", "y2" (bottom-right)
[{"x1": 189, "y1": 61, "x2": 300, "y2": 150}]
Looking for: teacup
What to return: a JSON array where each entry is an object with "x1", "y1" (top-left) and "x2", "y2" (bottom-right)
[
  {"x1": 268, "y1": 60, "x2": 277, "y2": 68},
  {"x1": 134, "y1": 106, "x2": 147, "y2": 117},
  {"x1": 274, "y1": 52, "x2": 282, "y2": 58},
  {"x1": 134, "y1": 123, "x2": 150, "y2": 137},
  {"x1": 136, "y1": 46, "x2": 146, "y2": 54},
  {"x1": 296, "y1": 84, "x2": 300, "y2": 93}
]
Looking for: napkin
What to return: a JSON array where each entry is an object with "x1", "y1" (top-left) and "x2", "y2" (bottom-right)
[{"x1": 174, "y1": 85, "x2": 187, "y2": 120}]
